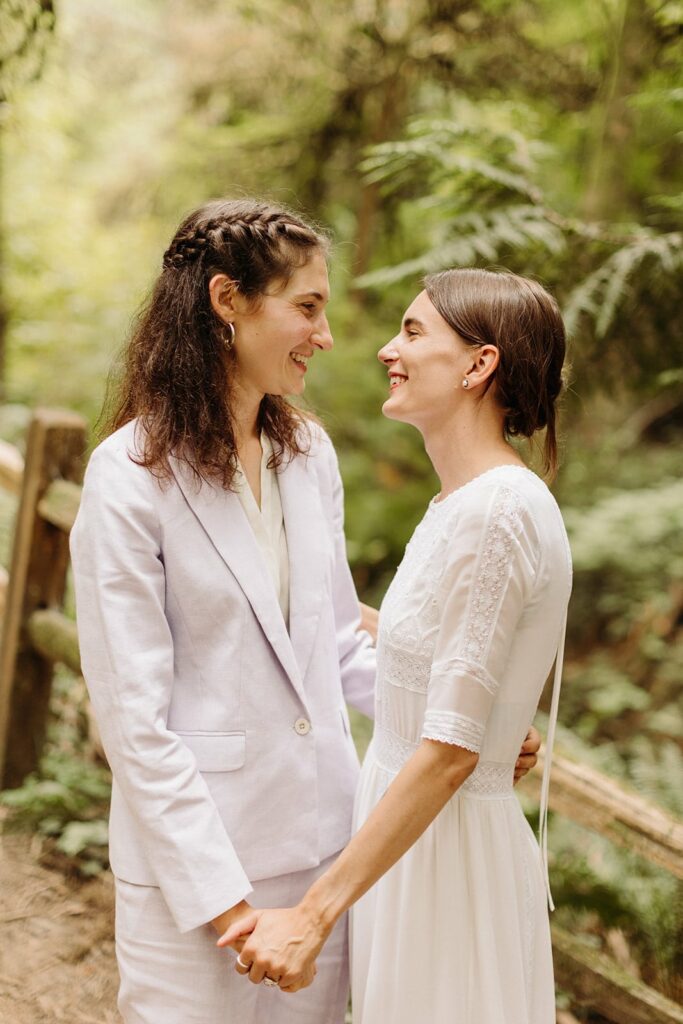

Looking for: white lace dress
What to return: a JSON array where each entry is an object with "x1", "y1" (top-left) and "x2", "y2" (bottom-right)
[{"x1": 351, "y1": 466, "x2": 572, "y2": 1024}]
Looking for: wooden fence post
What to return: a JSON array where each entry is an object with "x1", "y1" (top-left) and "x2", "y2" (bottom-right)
[{"x1": 0, "y1": 408, "x2": 86, "y2": 789}]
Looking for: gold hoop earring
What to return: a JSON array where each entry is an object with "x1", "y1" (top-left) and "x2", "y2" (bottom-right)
[{"x1": 224, "y1": 322, "x2": 235, "y2": 351}]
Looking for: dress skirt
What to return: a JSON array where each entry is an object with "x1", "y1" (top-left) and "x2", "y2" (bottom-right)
[{"x1": 350, "y1": 745, "x2": 555, "y2": 1024}]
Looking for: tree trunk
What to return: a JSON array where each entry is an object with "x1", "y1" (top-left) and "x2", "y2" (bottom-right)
[
  {"x1": 0, "y1": 121, "x2": 7, "y2": 401},
  {"x1": 351, "y1": 66, "x2": 409, "y2": 294},
  {"x1": 581, "y1": 0, "x2": 653, "y2": 221}
]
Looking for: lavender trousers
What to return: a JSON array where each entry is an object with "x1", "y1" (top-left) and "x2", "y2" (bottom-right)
[{"x1": 115, "y1": 854, "x2": 348, "y2": 1024}]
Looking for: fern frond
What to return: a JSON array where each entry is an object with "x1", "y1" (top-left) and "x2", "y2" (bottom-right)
[
  {"x1": 565, "y1": 232, "x2": 683, "y2": 338},
  {"x1": 356, "y1": 206, "x2": 565, "y2": 288},
  {"x1": 361, "y1": 120, "x2": 541, "y2": 202}
]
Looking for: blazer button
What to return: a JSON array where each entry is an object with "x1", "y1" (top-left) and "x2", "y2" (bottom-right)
[{"x1": 294, "y1": 717, "x2": 311, "y2": 735}]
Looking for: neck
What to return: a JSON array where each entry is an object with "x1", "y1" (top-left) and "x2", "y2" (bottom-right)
[
  {"x1": 419, "y1": 405, "x2": 524, "y2": 500},
  {"x1": 231, "y1": 382, "x2": 263, "y2": 453}
]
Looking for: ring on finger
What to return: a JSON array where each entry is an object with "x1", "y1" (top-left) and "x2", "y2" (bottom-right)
[
  {"x1": 236, "y1": 955, "x2": 252, "y2": 972},
  {"x1": 262, "y1": 976, "x2": 279, "y2": 987}
]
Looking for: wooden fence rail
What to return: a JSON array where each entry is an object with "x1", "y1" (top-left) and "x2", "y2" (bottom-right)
[
  {"x1": 524, "y1": 750, "x2": 683, "y2": 880},
  {"x1": 0, "y1": 409, "x2": 680, "y2": 1023},
  {"x1": 0, "y1": 408, "x2": 86, "y2": 789}
]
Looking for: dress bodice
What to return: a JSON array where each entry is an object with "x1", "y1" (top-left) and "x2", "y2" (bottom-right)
[{"x1": 371, "y1": 466, "x2": 572, "y2": 794}]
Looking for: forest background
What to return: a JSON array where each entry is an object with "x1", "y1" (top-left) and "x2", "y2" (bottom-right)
[{"x1": 0, "y1": 0, "x2": 681, "y2": 1017}]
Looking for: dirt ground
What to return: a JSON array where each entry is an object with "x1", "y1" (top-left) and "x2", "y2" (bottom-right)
[{"x1": 0, "y1": 815, "x2": 120, "y2": 1024}]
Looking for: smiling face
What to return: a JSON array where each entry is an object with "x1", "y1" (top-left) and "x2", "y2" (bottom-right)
[
  {"x1": 378, "y1": 290, "x2": 476, "y2": 431},
  {"x1": 224, "y1": 249, "x2": 333, "y2": 401}
]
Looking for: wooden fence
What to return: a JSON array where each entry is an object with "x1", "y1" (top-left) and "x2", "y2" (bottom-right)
[
  {"x1": 0, "y1": 409, "x2": 86, "y2": 789},
  {"x1": 0, "y1": 409, "x2": 681, "y2": 1023}
]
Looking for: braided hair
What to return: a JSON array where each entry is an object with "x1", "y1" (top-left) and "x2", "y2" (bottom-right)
[{"x1": 105, "y1": 199, "x2": 329, "y2": 485}]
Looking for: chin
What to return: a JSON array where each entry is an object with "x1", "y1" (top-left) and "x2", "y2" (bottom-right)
[
  {"x1": 268, "y1": 378, "x2": 304, "y2": 397},
  {"x1": 382, "y1": 396, "x2": 406, "y2": 421}
]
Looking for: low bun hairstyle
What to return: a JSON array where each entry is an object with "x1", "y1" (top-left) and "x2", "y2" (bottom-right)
[{"x1": 424, "y1": 268, "x2": 566, "y2": 478}]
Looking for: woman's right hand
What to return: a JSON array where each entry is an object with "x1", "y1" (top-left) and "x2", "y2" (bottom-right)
[
  {"x1": 279, "y1": 961, "x2": 318, "y2": 993},
  {"x1": 359, "y1": 602, "x2": 379, "y2": 643},
  {"x1": 210, "y1": 899, "x2": 253, "y2": 942}
]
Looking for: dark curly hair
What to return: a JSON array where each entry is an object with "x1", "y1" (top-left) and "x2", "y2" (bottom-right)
[
  {"x1": 424, "y1": 268, "x2": 567, "y2": 478},
  {"x1": 106, "y1": 198, "x2": 330, "y2": 486}
]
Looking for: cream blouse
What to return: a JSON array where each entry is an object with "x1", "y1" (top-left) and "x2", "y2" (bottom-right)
[{"x1": 234, "y1": 433, "x2": 290, "y2": 626}]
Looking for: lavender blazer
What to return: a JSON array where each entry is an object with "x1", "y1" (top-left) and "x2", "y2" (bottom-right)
[{"x1": 70, "y1": 420, "x2": 376, "y2": 933}]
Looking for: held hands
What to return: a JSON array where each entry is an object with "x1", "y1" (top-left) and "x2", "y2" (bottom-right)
[
  {"x1": 217, "y1": 904, "x2": 327, "y2": 993},
  {"x1": 514, "y1": 725, "x2": 541, "y2": 782}
]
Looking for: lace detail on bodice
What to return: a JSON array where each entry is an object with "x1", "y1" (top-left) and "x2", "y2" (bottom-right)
[
  {"x1": 461, "y1": 486, "x2": 524, "y2": 663},
  {"x1": 372, "y1": 727, "x2": 418, "y2": 775},
  {"x1": 422, "y1": 709, "x2": 484, "y2": 752},
  {"x1": 374, "y1": 504, "x2": 455, "y2": 730},
  {"x1": 381, "y1": 642, "x2": 432, "y2": 694},
  {"x1": 371, "y1": 729, "x2": 514, "y2": 801},
  {"x1": 461, "y1": 761, "x2": 514, "y2": 797},
  {"x1": 379, "y1": 515, "x2": 446, "y2": 629}
]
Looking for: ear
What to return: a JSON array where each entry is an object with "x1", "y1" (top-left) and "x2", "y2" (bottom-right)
[
  {"x1": 466, "y1": 344, "x2": 499, "y2": 388},
  {"x1": 208, "y1": 273, "x2": 241, "y2": 325}
]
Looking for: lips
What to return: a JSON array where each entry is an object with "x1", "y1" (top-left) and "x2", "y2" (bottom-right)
[
  {"x1": 291, "y1": 353, "x2": 310, "y2": 372},
  {"x1": 389, "y1": 373, "x2": 408, "y2": 390}
]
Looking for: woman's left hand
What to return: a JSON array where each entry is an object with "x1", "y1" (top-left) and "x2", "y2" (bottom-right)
[{"x1": 217, "y1": 905, "x2": 327, "y2": 990}]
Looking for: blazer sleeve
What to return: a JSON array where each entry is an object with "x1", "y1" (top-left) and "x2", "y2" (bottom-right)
[
  {"x1": 70, "y1": 442, "x2": 253, "y2": 932},
  {"x1": 323, "y1": 439, "x2": 377, "y2": 719}
]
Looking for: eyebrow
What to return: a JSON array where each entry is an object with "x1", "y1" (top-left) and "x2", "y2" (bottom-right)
[
  {"x1": 294, "y1": 291, "x2": 328, "y2": 302},
  {"x1": 403, "y1": 316, "x2": 426, "y2": 330}
]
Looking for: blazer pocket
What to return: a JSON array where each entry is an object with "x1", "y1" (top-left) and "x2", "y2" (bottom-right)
[{"x1": 174, "y1": 730, "x2": 246, "y2": 772}]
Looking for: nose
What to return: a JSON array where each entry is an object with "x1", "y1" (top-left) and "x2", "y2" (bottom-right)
[
  {"x1": 378, "y1": 336, "x2": 400, "y2": 365},
  {"x1": 311, "y1": 313, "x2": 333, "y2": 351}
]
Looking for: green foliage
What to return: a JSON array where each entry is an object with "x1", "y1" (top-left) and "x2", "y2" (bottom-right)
[
  {"x1": 564, "y1": 229, "x2": 683, "y2": 339},
  {"x1": 357, "y1": 106, "x2": 566, "y2": 288},
  {"x1": 0, "y1": 750, "x2": 110, "y2": 873},
  {"x1": 0, "y1": 0, "x2": 55, "y2": 99},
  {"x1": 551, "y1": 819, "x2": 682, "y2": 997},
  {"x1": 356, "y1": 111, "x2": 682, "y2": 390},
  {"x1": 1, "y1": 751, "x2": 110, "y2": 822},
  {"x1": 1, "y1": 0, "x2": 682, "y2": 1004},
  {"x1": 565, "y1": 479, "x2": 683, "y2": 658},
  {"x1": 0, "y1": 667, "x2": 111, "y2": 874}
]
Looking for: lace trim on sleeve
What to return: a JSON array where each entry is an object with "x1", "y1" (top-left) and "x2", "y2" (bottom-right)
[
  {"x1": 430, "y1": 656, "x2": 499, "y2": 697},
  {"x1": 461, "y1": 486, "x2": 525, "y2": 665},
  {"x1": 422, "y1": 709, "x2": 484, "y2": 753}
]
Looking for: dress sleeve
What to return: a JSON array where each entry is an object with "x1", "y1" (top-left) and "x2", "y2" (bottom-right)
[{"x1": 421, "y1": 484, "x2": 539, "y2": 753}]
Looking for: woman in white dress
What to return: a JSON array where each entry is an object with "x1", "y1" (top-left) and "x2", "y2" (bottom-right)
[{"x1": 220, "y1": 267, "x2": 572, "y2": 1024}]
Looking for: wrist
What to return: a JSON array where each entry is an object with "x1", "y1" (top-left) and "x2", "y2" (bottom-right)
[
  {"x1": 299, "y1": 878, "x2": 344, "y2": 938},
  {"x1": 209, "y1": 898, "x2": 251, "y2": 936}
]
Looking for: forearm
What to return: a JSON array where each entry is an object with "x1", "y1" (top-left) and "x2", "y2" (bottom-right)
[
  {"x1": 302, "y1": 740, "x2": 478, "y2": 934},
  {"x1": 358, "y1": 602, "x2": 378, "y2": 643},
  {"x1": 210, "y1": 899, "x2": 252, "y2": 936}
]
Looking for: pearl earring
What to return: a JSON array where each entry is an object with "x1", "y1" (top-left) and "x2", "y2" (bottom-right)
[{"x1": 462, "y1": 378, "x2": 470, "y2": 389}]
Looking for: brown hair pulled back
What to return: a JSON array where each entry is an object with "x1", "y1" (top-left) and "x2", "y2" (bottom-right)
[
  {"x1": 107, "y1": 198, "x2": 329, "y2": 485},
  {"x1": 424, "y1": 268, "x2": 566, "y2": 477}
]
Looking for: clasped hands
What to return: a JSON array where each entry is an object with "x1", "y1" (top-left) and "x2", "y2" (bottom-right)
[
  {"x1": 213, "y1": 725, "x2": 542, "y2": 993},
  {"x1": 216, "y1": 903, "x2": 326, "y2": 993}
]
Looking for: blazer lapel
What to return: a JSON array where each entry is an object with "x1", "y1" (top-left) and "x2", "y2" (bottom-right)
[
  {"x1": 278, "y1": 452, "x2": 328, "y2": 686},
  {"x1": 169, "y1": 456, "x2": 308, "y2": 706}
]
